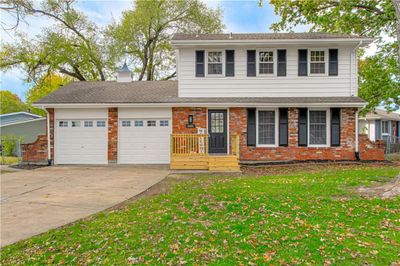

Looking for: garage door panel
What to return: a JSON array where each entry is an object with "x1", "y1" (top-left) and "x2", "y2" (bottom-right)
[
  {"x1": 118, "y1": 116, "x2": 171, "y2": 164},
  {"x1": 55, "y1": 117, "x2": 107, "y2": 165}
]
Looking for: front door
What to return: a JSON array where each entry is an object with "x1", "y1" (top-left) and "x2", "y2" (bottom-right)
[{"x1": 208, "y1": 110, "x2": 227, "y2": 154}]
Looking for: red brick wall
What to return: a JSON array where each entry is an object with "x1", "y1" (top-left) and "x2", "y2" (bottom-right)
[
  {"x1": 172, "y1": 107, "x2": 207, "y2": 133},
  {"x1": 21, "y1": 135, "x2": 48, "y2": 163},
  {"x1": 230, "y1": 107, "x2": 357, "y2": 161},
  {"x1": 108, "y1": 107, "x2": 118, "y2": 163},
  {"x1": 359, "y1": 134, "x2": 385, "y2": 160}
]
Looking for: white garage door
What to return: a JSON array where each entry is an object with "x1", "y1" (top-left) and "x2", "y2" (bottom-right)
[
  {"x1": 119, "y1": 118, "x2": 171, "y2": 164},
  {"x1": 55, "y1": 119, "x2": 108, "y2": 164}
]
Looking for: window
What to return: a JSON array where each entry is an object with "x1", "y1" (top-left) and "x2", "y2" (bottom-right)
[
  {"x1": 257, "y1": 110, "x2": 276, "y2": 145},
  {"x1": 84, "y1": 121, "x2": 93, "y2": 127},
  {"x1": 210, "y1": 113, "x2": 224, "y2": 133},
  {"x1": 147, "y1": 120, "x2": 156, "y2": 127},
  {"x1": 71, "y1": 121, "x2": 80, "y2": 127},
  {"x1": 259, "y1": 51, "x2": 274, "y2": 74},
  {"x1": 97, "y1": 121, "x2": 106, "y2": 127},
  {"x1": 310, "y1": 50, "x2": 326, "y2": 74},
  {"x1": 122, "y1": 120, "x2": 131, "y2": 127},
  {"x1": 382, "y1": 121, "x2": 389, "y2": 135},
  {"x1": 309, "y1": 110, "x2": 327, "y2": 145},
  {"x1": 207, "y1": 51, "x2": 223, "y2": 75},
  {"x1": 134, "y1": 120, "x2": 144, "y2": 127},
  {"x1": 59, "y1": 121, "x2": 68, "y2": 127},
  {"x1": 160, "y1": 120, "x2": 169, "y2": 127}
]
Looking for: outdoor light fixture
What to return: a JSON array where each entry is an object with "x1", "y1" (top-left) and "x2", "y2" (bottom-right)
[{"x1": 186, "y1": 115, "x2": 195, "y2": 128}]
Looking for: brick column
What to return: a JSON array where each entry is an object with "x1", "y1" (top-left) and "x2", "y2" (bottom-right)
[
  {"x1": 47, "y1": 108, "x2": 54, "y2": 162},
  {"x1": 288, "y1": 108, "x2": 298, "y2": 147},
  {"x1": 108, "y1": 107, "x2": 118, "y2": 163}
]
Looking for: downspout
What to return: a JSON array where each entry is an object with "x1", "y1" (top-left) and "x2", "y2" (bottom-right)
[
  {"x1": 43, "y1": 107, "x2": 52, "y2": 165},
  {"x1": 353, "y1": 41, "x2": 363, "y2": 160}
]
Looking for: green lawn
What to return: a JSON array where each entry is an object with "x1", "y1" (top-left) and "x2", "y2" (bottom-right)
[
  {"x1": 1, "y1": 165, "x2": 399, "y2": 265},
  {"x1": 0, "y1": 156, "x2": 19, "y2": 165}
]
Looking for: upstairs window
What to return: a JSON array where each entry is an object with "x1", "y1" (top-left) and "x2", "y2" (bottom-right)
[
  {"x1": 207, "y1": 51, "x2": 223, "y2": 75},
  {"x1": 259, "y1": 51, "x2": 274, "y2": 74},
  {"x1": 310, "y1": 50, "x2": 326, "y2": 74}
]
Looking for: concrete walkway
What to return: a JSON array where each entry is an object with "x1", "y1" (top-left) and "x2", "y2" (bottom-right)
[{"x1": 1, "y1": 165, "x2": 169, "y2": 247}]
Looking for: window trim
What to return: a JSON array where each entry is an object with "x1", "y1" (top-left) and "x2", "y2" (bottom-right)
[
  {"x1": 381, "y1": 120, "x2": 390, "y2": 135},
  {"x1": 256, "y1": 108, "x2": 279, "y2": 147},
  {"x1": 96, "y1": 120, "x2": 106, "y2": 127},
  {"x1": 84, "y1": 120, "x2": 93, "y2": 128},
  {"x1": 256, "y1": 49, "x2": 277, "y2": 76},
  {"x1": 121, "y1": 120, "x2": 131, "y2": 127},
  {"x1": 308, "y1": 49, "x2": 328, "y2": 76},
  {"x1": 307, "y1": 108, "x2": 331, "y2": 147},
  {"x1": 205, "y1": 50, "x2": 225, "y2": 77},
  {"x1": 134, "y1": 120, "x2": 144, "y2": 127}
]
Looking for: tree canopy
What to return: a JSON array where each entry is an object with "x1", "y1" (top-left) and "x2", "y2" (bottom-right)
[
  {"x1": 26, "y1": 73, "x2": 71, "y2": 116},
  {"x1": 269, "y1": 0, "x2": 400, "y2": 112},
  {"x1": 0, "y1": 91, "x2": 26, "y2": 114},
  {"x1": 108, "y1": 0, "x2": 224, "y2": 80}
]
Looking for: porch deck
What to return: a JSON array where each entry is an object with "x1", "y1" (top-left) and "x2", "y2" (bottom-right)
[{"x1": 170, "y1": 134, "x2": 240, "y2": 172}]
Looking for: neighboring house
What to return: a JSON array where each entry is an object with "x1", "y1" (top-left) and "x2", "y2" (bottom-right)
[
  {"x1": 359, "y1": 109, "x2": 400, "y2": 143},
  {"x1": 0, "y1": 112, "x2": 46, "y2": 143},
  {"x1": 29, "y1": 32, "x2": 384, "y2": 168}
]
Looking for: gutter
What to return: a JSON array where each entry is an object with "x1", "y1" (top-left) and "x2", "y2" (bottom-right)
[{"x1": 43, "y1": 108, "x2": 52, "y2": 166}]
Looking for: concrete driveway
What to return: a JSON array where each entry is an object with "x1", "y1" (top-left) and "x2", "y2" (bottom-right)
[{"x1": 0, "y1": 165, "x2": 169, "y2": 247}]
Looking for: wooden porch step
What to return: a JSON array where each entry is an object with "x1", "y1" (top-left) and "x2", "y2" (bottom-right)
[{"x1": 170, "y1": 155, "x2": 240, "y2": 172}]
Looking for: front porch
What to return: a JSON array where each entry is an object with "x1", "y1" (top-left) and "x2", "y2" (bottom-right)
[{"x1": 170, "y1": 134, "x2": 241, "y2": 172}]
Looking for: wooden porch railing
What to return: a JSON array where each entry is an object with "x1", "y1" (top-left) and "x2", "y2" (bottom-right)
[
  {"x1": 171, "y1": 134, "x2": 240, "y2": 158},
  {"x1": 171, "y1": 134, "x2": 209, "y2": 156},
  {"x1": 230, "y1": 134, "x2": 240, "y2": 158}
]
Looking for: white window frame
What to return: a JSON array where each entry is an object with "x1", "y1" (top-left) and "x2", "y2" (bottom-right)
[
  {"x1": 121, "y1": 120, "x2": 131, "y2": 127},
  {"x1": 256, "y1": 49, "x2": 276, "y2": 76},
  {"x1": 205, "y1": 50, "x2": 224, "y2": 77},
  {"x1": 84, "y1": 121, "x2": 93, "y2": 128},
  {"x1": 134, "y1": 120, "x2": 144, "y2": 127},
  {"x1": 308, "y1": 108, "x2": 330, "y2": 147},
  {"x1": 71, "y1": 121, "x2": 81, "y2": 128},
  {"x1": 59, "y1": 121, "x2": 68, "y2": 127},
  {"x1": 160, "y1": 120, "x2": 169, "y2": 127},
  {"x1": 308, "y1": 49, "x2": 328, "y2": 76},
  {"x1": 382, "y1": 120, "x2": 390, "y2": 135},
  {"x1": 147, "y1": 120, "x2": 156, "y2": 127},
  {"x1": 96, "y1": 120, "x2": 106, "y2": 127},
  {"x1": 256, "y1": 108, "x2": 279, "y2": 147}
]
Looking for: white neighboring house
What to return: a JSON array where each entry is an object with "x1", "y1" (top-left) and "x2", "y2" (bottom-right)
[
  {"x1": 29, "y1": 32, "x2": 379, "y2": 166},
  {"x1": 359, "y1": 109, "x2": 400, "y2": 143}
]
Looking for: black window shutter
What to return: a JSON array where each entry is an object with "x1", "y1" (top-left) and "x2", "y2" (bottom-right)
[
  {"x1": 375, "y1": 120, "x2": 382, "y2": 140},
  {"x1": 331, "y1": 108, "x2": 341, "y2": 146},
  {"x1": 329, "y1": 49, "x2": 338, "y2": 76},
  {"x1": 226, "y1": 50, "x2": 235, "y2": 77},
  {"x1": 277, "y1": 49, "x2": 287, "y2": 76},
  {"x1": 247, "y1": 50, "x2": 256, "y2": 77},
  {"x1": 279, "y1": 108, "x2": 288, "y2": 146},
  {"x1": 298, "y1": 108, "x2": 308, "y2": 146},
  {"x1": 298, "y1": 49, "x2": 308, "y2": 76},
  {"x1": 247, "y1": 108, "x2": 256, "y2": 146},
  {"x1": 195, "y1": 50, "x2": 204, "y2": 77}
]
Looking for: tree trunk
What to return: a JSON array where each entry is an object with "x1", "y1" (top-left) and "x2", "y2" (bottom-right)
[{"x1": 393, "y1": 0, "x2": 400, "y2": 69}]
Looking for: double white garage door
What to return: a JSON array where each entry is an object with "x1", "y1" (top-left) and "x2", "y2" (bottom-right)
[{"x1": 54, "y1": 108, "x2": 171, "y2": 165}]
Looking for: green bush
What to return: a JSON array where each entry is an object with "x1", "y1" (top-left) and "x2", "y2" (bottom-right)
[{"x1": 0, "y1": 136, "x2": 23, "y2": 156}]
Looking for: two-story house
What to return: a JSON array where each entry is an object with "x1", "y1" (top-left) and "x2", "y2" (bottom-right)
[{"x1": 28, "y1": 33, "x2": 383, "y2": 170}]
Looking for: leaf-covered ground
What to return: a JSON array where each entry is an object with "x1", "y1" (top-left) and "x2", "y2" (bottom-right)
[{"x1": 1, "y1": 165, "x2": 399, "y2": 265}]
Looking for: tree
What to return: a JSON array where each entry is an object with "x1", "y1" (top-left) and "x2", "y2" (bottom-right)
[
  {"x1": 26, "y1": 73, "x2": 71, "y2": 116},
  {"x1": 0, "y1": 0, "x2": 118, "y2": 82},
  {"x1": 0, "y1": 90, "x2": 26, "y2": 114},
  {"x1": 268, "y1": 0, "x2": 400, "y2": 112},
  {"x1": 108, "y1": 0, "x2": 224, "y2": 80}
]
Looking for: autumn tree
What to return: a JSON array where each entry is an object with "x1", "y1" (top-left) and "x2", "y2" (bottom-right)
[
  {"x1": 0, "y1": 0, "x2": 118, "y2": 81},
  {"x1": 268, "y1": 0, "x2": 400, "y2": 112},
  {"x1": 0, "y1": 91, "x2": 26, "y2": 114},
  {"x1": 26, "y1": 73, "x2": 71, "y2": 116},
  {"x1": 108, "y1": 0, "x2": 224, "y2": 80}
]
